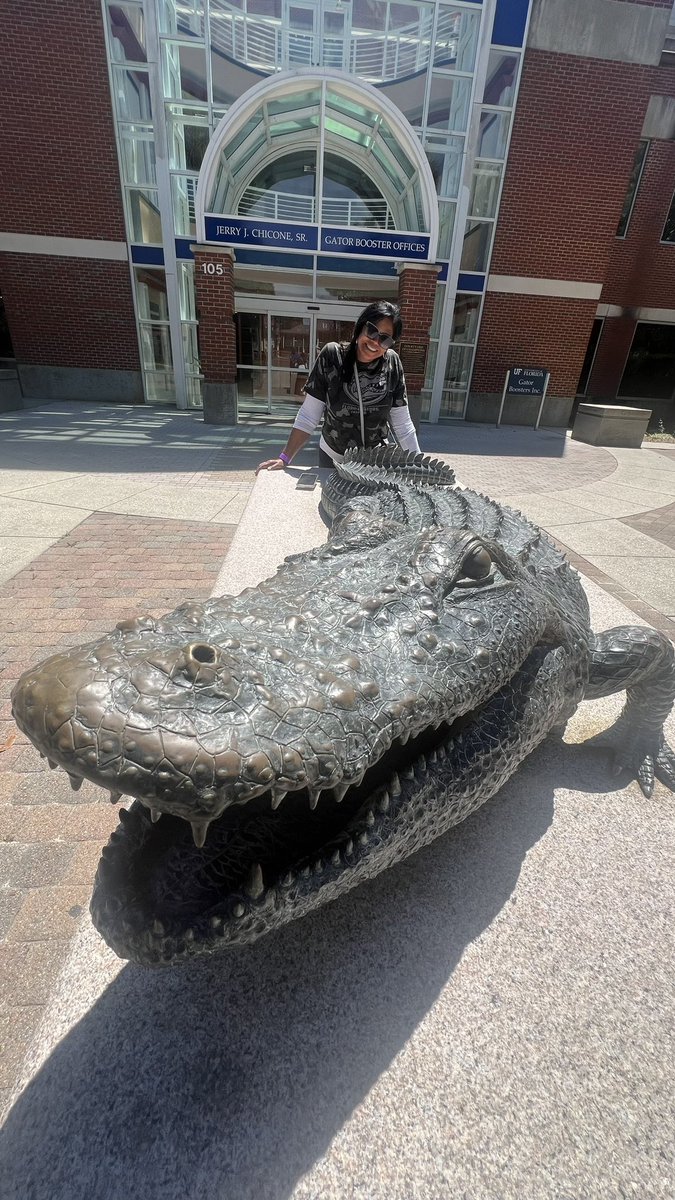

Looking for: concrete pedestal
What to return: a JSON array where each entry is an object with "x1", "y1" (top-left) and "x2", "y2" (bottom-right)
[
  {"x1": 572, "y1": 402, "x2": 651, "y2": 448},
  {"x1": 202, "y1": 380, "x2": 238, "y2": 425}
]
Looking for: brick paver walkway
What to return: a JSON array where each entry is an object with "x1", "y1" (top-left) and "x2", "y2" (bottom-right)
[{"x1": 0, "y1": 512, "x2": 236, "y2": 1111}]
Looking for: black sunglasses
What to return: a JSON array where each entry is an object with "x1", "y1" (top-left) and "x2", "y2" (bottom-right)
[{"x1": 362, "y1": 320, "x2": 396, "y2": 350}]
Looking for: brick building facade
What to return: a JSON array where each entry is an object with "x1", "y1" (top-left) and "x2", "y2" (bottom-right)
[{"x1": 0, "y1": 0, "x2": 673, "y2": 426}]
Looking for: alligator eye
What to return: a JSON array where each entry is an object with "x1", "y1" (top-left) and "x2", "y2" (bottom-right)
[{"x1": 460, "y1": 546, "x2": 492, "y2": 580}]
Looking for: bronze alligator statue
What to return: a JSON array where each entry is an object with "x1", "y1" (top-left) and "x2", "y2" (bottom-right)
[{"x1": 11, "y1": 448, "x2": 675, "y2": 966}]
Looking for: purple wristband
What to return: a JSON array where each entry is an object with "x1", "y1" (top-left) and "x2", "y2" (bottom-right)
[{"x1": 278, "y1": 452, "x2": 290, "y2": 465}]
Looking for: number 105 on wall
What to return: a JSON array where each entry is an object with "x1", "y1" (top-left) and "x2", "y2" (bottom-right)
[{"x1": 200, "y1": 262, "x2": 224, "y2": 275}]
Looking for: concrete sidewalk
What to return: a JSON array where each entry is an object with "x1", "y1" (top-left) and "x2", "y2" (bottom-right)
[{"x1": 1, "y1": 401, "x2": 674, "y2": 1176}]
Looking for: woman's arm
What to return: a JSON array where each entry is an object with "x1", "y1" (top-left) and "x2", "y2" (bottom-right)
[
  {"x1": 255, "y1": 393, "x2": 325, "y2": 472},
  {"x1": 389, "y1": 403, "x2": 420, "y2": 452}
]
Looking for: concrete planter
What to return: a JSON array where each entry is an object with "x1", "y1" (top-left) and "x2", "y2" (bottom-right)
[{"x1": 571, "y1": 403, "x2": 651, "y2": 448}]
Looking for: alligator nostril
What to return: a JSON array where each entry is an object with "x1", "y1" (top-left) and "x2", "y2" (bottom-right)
[{"x1": 187, "y1": 642, "x2": 218, "y2": 665}]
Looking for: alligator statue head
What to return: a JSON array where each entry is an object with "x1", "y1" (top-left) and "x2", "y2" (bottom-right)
[{"x1": 11, "y1": 449, "x2": 675, "y2": 965}]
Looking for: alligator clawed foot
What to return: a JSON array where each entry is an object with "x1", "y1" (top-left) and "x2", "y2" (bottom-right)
[{"x1": 584, "y1": 724, "x2": 675, "y2": 798}]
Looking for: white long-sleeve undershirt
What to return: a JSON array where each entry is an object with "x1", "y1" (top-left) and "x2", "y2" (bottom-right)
[{"x1": 293, "y1": 393, "x2": 420, "y2": 461}]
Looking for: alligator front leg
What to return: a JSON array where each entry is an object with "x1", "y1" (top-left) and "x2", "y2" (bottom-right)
[{"x1": 583, "y1": 626, "x2": 675, "y2": 797}]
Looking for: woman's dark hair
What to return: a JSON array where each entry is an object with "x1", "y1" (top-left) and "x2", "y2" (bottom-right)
[{"x1": 341, "y1": 301, "x2": 403, "y2": 381}]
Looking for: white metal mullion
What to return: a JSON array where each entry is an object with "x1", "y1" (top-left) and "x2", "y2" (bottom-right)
[
  {"x1": 205, "y1": 0, "x2": 214, "y2": 133},
  {"x1": 317, "y1": 79, "x2": 326, "y2": 232},
  {"x1": 146, "y1": 0, "x2": 189, "y2": 409},
  {"x1": 429, "y1": 0, "x2": 496, "y2": 423}
]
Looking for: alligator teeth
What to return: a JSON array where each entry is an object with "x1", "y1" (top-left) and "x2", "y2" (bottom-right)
[
  {"x1": 280, "y1": 871, "x2": 294, "y2": 888},
  {"x1": 345, "y1": 838, "x2": 354, "y2": 855},
  {"x1": 245, "y1": 862, "x2": 265, "y2": 900},
  {"x1": 331, "y1": 849, "x2": 341, "y2": 866},
  {"x1": 358, "y1": 831, "x2": 369, "y2": 846},
  {"x1": 300, "y1": 865, "x2": 311, "y2": 878},
  {"x1": 68, "y1": 774, "x2": 83, "y2": 791},
  {"x1": 152, "y1": 919, "x2": 166, "y2": 936},
  {"x1": 402, "y1": 765, "x2": 415, "y2": 780},
  {"x1": 353, "y1": 770, "x2": 365, "y2": 788},
  {"x1": 48, "y1": 759, "x2": 57, "y2": 770},
  {"x1": 333, "y1": 782, "x2": 349, "y2": 801},
  {"x1": 377, "y1": 792, "x2": 390, "y2": 813},
  {"x1": 437, "y1": 744, "x2": 447, "y2": 760},
  {"x1": 150, "y1": 807, "x2": 161, "y2": 823},
  {"x1": 418, "y1": 753, "x2": 427, "y2": 772},
  {"x1": 390, "y1": 772, "x2": 402, "y2": 796},
  {"x1": 190, "y1": 819, "x2": 210, "y2": 848},
  {"x1": 233, "y1": 902, "x2": 245, "y2": 918},
  {"x1": 399, "y1": 731, "x2": 411, "y2": 745},
  {"x1": 427, "y1": 749, "x2": 438, "y2": 765},
  {"x1": 366, "y1": 810, "x2": 375, "y2": 827},
  {"x1": 271, "y1": 788, "x2": 287, "y2": 810},
  {"x1": 109, "y1": 790, "x2": 122, "y2": 805},
  {"x1": 209, "y1": 915, "x2": 222, "y2": 931},
  {"x1": 308, "y1": 788, "x2": 321, "y2": 810},
  {"x1": 185, "y1": 928, "x2": 195, "y2": 941}
]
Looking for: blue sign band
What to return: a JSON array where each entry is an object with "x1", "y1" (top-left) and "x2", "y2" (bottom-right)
[
  {"x1": 320, "y1": 227, "x2": 430, "y2": 259},
  {"x1": 205, "y1": 215, "x2": 318, "y2": 251}
]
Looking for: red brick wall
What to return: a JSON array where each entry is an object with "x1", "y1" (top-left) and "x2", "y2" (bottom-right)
[
  {"x1": 397, "y1": 267, "x2": 438, "y2": 391},
  {"x1": 602, "y1": 140, "x2": 675, "y2": 309},
  {"x1": 490, "y1": 51, "x2": 654, "y2": 282},
  {"x1": 0, "y1": 0, "x2": 125, "y2": 240},
  {"x1": 471, "y1": 293, "x2": 599, "y2": 396},
  {"x1": 193, "y1": 249, "x2": 236, "y2": 383},
  {"x1": 587, "y1": 316, "x2": 637, "y2": 397},
  {"x1": 0, "y1": 254, "x2": 140, "y2": 369}
]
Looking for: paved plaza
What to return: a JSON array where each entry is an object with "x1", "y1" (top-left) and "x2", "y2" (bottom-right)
[{"x1": 0, "y1": 402, "x2": 674, "y2": 1196}]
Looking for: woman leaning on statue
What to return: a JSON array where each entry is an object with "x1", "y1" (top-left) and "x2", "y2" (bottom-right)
[{"x1": 255, "y1": 301, "x2": 420, "y2": 473}]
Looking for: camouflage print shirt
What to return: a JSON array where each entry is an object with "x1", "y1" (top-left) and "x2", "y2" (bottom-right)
[{"x1": 304, "y1": 342, "x2": 408, "y2": 457}]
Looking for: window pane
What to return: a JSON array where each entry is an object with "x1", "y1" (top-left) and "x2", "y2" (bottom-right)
[
  {"x1": 168, "y1": 115, "x2": 209, "y2": 171},
  {"x1": 379, "y1": 73, "x2": 426, "y2": 128},
  {"x1": 162, "y1": 42, "x2": 208, "y2": 102},
  {"x1": 186, "y1": 375, "x2": 203, "y2": 409},
  {"x1": 171, "y1": 175, "x2": 197, "y2": 235},
  {"x1": 483, "y1": 51, "x2": 519, "y2": 107},
  {"x1": 424, "y1": 340, "x2": 438, "y2": 390},
  {"x1": 112, "y1": 67, "x2": 152, "y2": 121},
  {"x1": 158, "y1": 0, "x2": 204, "y2": 38},
  {"x1": 144, "y1": 369, "x2": 176, "y2": 403},
  {"x1": 443, "y1": 344, "x2": 473, "y2": 389},
  {"x1": 434, "y1": 6, "x2": 480, "y2": 73},
  {"x1": 430, "y1": 284, "x2": 445, "y2": 338},
  {"x1": 661, "y1": 191, "x2": 675, "y2": 242},
  {"x1": 127, "y1": 188, "x2": 162, "y2": 242},
  {"x1": 427, "y1": 74, "x2": 471, "y2": 134},
  {"x1": 182, "y1": 323, "x2": 201, "y2": 374},
  {"x1": 477, "y1": 111, "x2": 510, "y2": 159},
  {"x1": 140, "y1": 324, "x2": 173, "y2": 371},
  {"x1": 469, "y1": 162, "x2": 502, "y2": 218},
  {"x1": 236, "y1": 313, "x2": 268, "y2": 367},
  {"x1": 437, "y1": 201, "x2": 456, "y2": 259},
  {"x1": 179, "y1": 262, "x2": 197, "y2": 321},
  {"x1": 107, "y1": 4, "x2": 147, "y2": 63},
  {"x1": 461, "y1": 220, "x2": 492, "y2": 272},
  {"x1": 452, "y1": 294, "x2": 481, "y2": 343},
  {"x1": 619, "y1": 323, "x2": 675, "y2": 400},
  {"x1": 135, "y1": 268, "x2": 169, "y2": 321},
  {"x1": 440, "y1": 390, "x2": 466, "y2": 419},
  {"x1": 617, "y1": 141, "x2": 648, "y2": 237},
  {"x1": 426, "y1": 138, "x2": 463, "y2": 199},
  {"x1": 120, "y1": 125, "x2": 156, "y2": 185}
]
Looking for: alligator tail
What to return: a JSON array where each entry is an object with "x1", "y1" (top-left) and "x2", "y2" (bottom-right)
[{"x1": 320, "y1": 447, "x2": 455, "y2": 523}]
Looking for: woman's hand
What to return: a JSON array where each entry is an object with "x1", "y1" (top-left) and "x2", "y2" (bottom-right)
[{"x1": 255, "y1": 457, "x2": 286, "y2": 474}]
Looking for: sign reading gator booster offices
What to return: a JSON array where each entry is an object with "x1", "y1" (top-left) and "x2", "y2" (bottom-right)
[{"x1": 204, "y1": 216, "x2": 431, "y2": 261}]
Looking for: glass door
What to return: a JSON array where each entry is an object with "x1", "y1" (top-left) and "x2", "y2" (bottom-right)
[
  {"x1": 235, "y1": 303, "x2": 361, "y2": 416},
  {"x1": 283, "y1": 2, "x2": 319, "y2": 67}
]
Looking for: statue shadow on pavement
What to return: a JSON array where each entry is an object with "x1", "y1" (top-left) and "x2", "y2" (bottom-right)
[{"x1": 0, "y1": 736, "x2": 619, "y2": 1200}]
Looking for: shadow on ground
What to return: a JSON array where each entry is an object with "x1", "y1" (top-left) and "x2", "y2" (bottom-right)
[{"x1": 0, "y1": 738, "x2": 619, "y2": 1200}]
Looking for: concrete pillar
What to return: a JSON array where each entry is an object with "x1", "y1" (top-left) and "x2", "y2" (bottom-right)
[
  {"x1": 192, "y1": 245, "x2": 238, "y2": 425},
  {"x1": 396, "y1": 263, "x2": 439, "y2": 427}
]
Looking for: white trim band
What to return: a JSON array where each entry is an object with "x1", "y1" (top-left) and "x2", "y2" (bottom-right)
[
  {"x1": 596, "y1": 304, "x2": 675, "y2": 324},
  {"x1": 0, "y1": 233, "x2": 128, "y2": 261},
  {"x1": 487, "y1": 274, "x2": 603, "y2": 300}
]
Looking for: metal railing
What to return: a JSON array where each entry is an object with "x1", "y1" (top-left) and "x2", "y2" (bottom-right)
[
  {"x1": 237, "y1": 186, "x2": 395, "y2": 229},
  {"x1": 204, "y1": 3, "x2": 460, "y2": 82}
]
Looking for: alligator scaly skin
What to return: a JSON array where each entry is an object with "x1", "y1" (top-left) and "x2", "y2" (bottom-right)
[{"x1": 11, "y1": 449, "x2": 675, "y2": 965}]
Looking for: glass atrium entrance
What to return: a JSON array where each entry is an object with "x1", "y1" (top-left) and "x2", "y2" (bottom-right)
[{"x1": 234, "y1": 300, "x2": 361, "y2": 415}]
